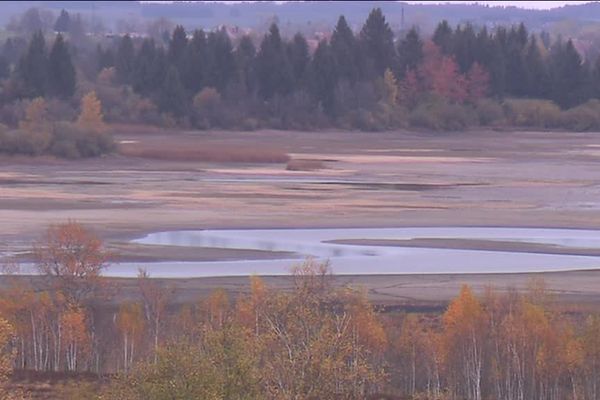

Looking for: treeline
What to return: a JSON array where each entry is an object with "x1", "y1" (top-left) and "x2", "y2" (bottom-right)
[
  {"x1": 3, "y1": 7, "x2": 600, "y2": 138},
  {"x1": 0, "y1": 222, "x2": 599, "y2": 399}
]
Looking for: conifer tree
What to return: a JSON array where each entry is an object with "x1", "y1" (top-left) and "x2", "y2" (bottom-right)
[
  {"x1": 330, "y1": 15, "x2": 360, "y2": 84},
  {"x1": 432, "y1": 20, "x2": 453, "y2": 54},
  {"x1": 256, "y1": 23, "x2": 293, "y2": 100},
  {"x1": 158, "y1": 66, "x2": 187, "y2": 116},
  {"x1": 17, "y1": 30, "x2": 48, "y2": 98},
  {"x1": 54, "y1": 9, "x2": 71, "y2": 33},
  {"x1": 47, "y1": 34, "x2": 76, "y2": 98},
  {"x1": 181, "y1": 29, "x2": 208, "y2": 94},
  {"x1": 168, "y1": 25, "x2": 188, "y2": 73},
  {"x1": 207, "y1": 28, "x2": 235, "y2": 93},
  {"x1": 311, "y1": 40, "x2": 336, "y2": 115},
  {"x1": 287, "y1": 33, "x2": 310, "y2": 88},
  {"x1": 132, "y1": 38, "x2": 157, "y2": 95},
  {"x1": 235, "y1": 35, "x2": 256, "y2": 95},
  {"x1": 115, "y1": 34, "x2": 134, "y2": 84},
  {"x1": 397, "y1": 27, "x2": 423, "y2": 78},
  {"x1": 360, "y1": 8, "x2": 396, "y2": 79}
]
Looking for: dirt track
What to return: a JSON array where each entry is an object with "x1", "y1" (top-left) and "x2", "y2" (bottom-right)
[{"x1": 3, "y1": 126, "x2": 600, "y2": 304}]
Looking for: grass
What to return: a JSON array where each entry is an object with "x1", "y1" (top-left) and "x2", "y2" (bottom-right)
[
  {"x1": 118, "y1": 141, "x2": 290, "y2": 163},
  {"x1": 286, "y1": 158, "x2": 325, "y2": 171}
]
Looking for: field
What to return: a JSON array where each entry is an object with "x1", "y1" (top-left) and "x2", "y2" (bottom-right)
[{"x1": 3, "y1": 125, "x2": 600, "y2": 305}]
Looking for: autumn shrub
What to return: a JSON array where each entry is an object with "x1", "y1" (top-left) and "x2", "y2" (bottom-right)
[
  {"x1": 50, "y1": 122, "x2": 115, "y2": 159},
  {"x1": 286, "y1": 158, "x2": 325, "y2": 171},
  {"x1": 559, "y1": 99, "x2": 600, "y2": 131},
  {"x1": 473, "y1": 98, "x2": 505, "y2": 126},
  {"x1": 503, "y1": 98, "x2": 562, "y2": 128},
  {"x1": 0, "y1": 129, "x2": 52, "y2": 156},
  {"x1": 192, "y1": 87, "x2": 223, "y2": 129},
  {"x1": 409, "y1": 98, "x2": 476, "y2": 130}
]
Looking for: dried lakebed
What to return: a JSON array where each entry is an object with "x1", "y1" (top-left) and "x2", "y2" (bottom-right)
[{"x1": 74, "y1": 227, "x2": 600, "y2": 278}]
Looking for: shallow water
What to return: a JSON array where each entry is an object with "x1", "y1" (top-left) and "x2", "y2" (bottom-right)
[
  {"x1": 14, "y1": 227, "x2": 600, "y2": 278},
  {"x1": 105, "y1": 227, "x2": 600, "y2": 278}
]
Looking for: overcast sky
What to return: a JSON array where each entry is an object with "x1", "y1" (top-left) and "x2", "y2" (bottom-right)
[{"x1": 403, "y1": 1, "x2": 594, "y2": 10}]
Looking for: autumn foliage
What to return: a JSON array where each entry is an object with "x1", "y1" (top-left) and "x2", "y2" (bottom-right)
[{"x1": 0, "y1": 226, "x2": 599, "y2": 399}]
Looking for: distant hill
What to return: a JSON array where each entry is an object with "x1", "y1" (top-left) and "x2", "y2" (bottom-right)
[{"x1": 3, "y1": 1, "x2": 600, "y2": 36}]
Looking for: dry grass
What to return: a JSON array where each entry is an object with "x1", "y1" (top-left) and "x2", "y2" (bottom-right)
[
  {"x1": 286, "y1": 158, "x2": 325, "y2": 171},
  {"x1": 118, "y1": 141, "x2": 290, "y2": 163}
]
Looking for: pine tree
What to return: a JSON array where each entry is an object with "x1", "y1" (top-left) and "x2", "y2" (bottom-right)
[
  {"x1": 96, "y1": 44, "x2": 114, "y2": 72},
  {"x1": 235, "y1": 35, "x2": 256, "y2": 95},
  {"x1": 256, "y1": 23, "x2": 293, "y2": 100},
  {"x1": 453, "y1": 24, "x2": 477, "y2": 73},
  {"x1": 524, "y1": 35, "x2": 546, "y2": 98},
  {"x1": 54, "y1": 9, "x2": 71, "y2": 33},
  {"x1": 330, "y1": 15, "x2": 360, "y2": 85},
  {"x1": 287, "y1": 33, "x2": 310, "y2": 89},
  {"x1": 47, "y1": 34, "x2": 76, "y2": 98},
  {"x1": 132, "y1": 38, "x2": 157, "y2": 95},
  {"x1": 432, "y1": 20, "x2": 453, "y2": 54},
  {"x1": 78, "y1": 91, "x2": 105, "y2": 131},
  {"x1": 311, "y1": 40, "x2": 336, "y2": 115},
  {"x1": 17, "y1": 31, "x2": 48, "y2": 98},
  {"x1": 397, "y1": 27, "x2": 423, "y2": 78},
  {"x1": 359, "y1": 8, "x2": 396, "y2": 79},
  {"x1": 550, "y1": 39, "x2": 587, "y2": 108},
  {"x1": 158, "y1": 66, "x2": 187, "y2": 116},
  {"x1": 0, "y1": 56, "x2": 8, "y2": 80},
  {"x1": 207, "y1": 28, "x2": 235, "y2": 93},
  {"x1": 115, "y1": 34, "x2": 134, "y2": 84},
  {"x1": 181, "y1": 29, "x2": 208, "y2": 94},
  {"x1": 168, "y1": 25, "x2": 188, "y2": 72}
]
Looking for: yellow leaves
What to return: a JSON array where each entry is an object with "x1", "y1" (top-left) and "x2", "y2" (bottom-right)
[
  {"x1": 19, "y1": 97, "x2": 49, "y2": 133},
  {"x1": 77, "y1": 91, "x2": 105, "y2": 132},
  {"x1": 383, "y1": 68, "x2": 399, "y2": 106},
  {"x1": 117, "y1": 302, "x2": 145, "y2": 341},
  {"x1": 61, "y1": 306, "x2": 90, "y2": 349},
  {"x1": 443, "y1": 284, "x2": 484, "y2": 335}
]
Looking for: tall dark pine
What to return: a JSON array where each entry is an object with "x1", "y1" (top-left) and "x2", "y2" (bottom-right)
[
  {"x1": 54, "y1": 9, "x2": 71, "y2": 33},
  {"x1": 168, "y1": 25, "x2": 188, "y2": 72},
  {"x1": 550, "y1": 39, "x2": 587, "y2": 108},
  {"x1": 206, "y1": 28, "x2": 235, "y2": 93},
  {"x1": 287, "y1": 33, "x2": 310, "y2": 89},
  {"x1": 96, "y1": 44, "x2": 114, "y2": 72},
  {"x1": 396, "y1": 27, "x2": 423, "y2": 78},
  {"x1": 159, "y1": 66, "x2": 187, "y2": 116},
  {"x1": 359, "y1": 8, "x2": 396, "y2": 79},
  {"x1": 452, "y1": 24, "x2": 477, "y2": 73},
  {"x1": 132, "y1": 38, "x2": 157, "y2": 95},
  {"x1": 256, "y1": 23, "x2": 293, "y2": 100},
  {"x1": 311, "y1": 40, "x2": 337, "y2": 115},
  {"x1": 330, "y1": 15, "x2": 360, "y2": 85},
  {"x1": 523, "y1": 36, "x2": 546, "y2": 98},
  {"x1": 17, "y1": 31, "x2": 48, "y2": 98},
  {"x1": 235, "y1": 35, "x2": 256, "y2": 95},
  {"x1": 115, "y1": 34, "x2": 134, "y2": 84},
  {"x1": 182, "y1": 29, "x2": 208, "y2": 94},
  {"x1": 0, "y1": 56, "x2": 8, "y2": 80},
  {"x1": 47, "y1": 34, "x2": 75, "y2": 98},
  {"x1": 432, "y1": 20, "x2": 453, "y2": 54}
]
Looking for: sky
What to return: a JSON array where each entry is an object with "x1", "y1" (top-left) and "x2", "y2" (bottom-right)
[{"x1": 403, "y1": 1, "x2": 594, "y2": 10}]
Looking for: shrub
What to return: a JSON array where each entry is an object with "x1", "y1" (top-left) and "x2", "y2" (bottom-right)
[
  {"x1": 0, "y1": 129, "x2": 52, "y2": 156},
  {"x1": 474, "y1": 98, "x2": 505, "y2": 126},
  {"x1": 503, "y1": 98, "x2": 561, "y2": 128},
  {"x1": 193, "y1": 87, "x2": 222, "y2": 129},
  {"x1": 409, "y1": 98, "x2": 476, "y2": 130},
  {"x1": 286, "y1": 159, "x2": 325, "y2": 171},
  {"x1": 51, "y1": 122, "x2": 115, "y2": 159},
  {"x1": 559, "y1": 99, "x2": 600, "y2": 131}
]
